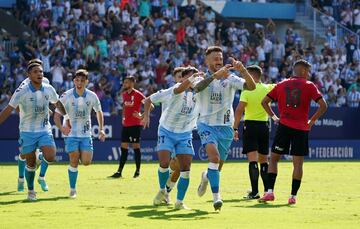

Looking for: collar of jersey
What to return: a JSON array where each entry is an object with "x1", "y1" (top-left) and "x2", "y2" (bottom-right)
[
  {"x1": 73, "y1": 89, "x2": 87, "y2": 98},
  {"x1": 28, "y1": 82, "x2": 44, "y2": 92}
]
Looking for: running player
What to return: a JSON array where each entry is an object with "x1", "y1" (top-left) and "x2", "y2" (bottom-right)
[
  {"x1": 17, "y1": 59, "x2": 52, "y2": 192},
  {"x1": 259, "y1": 59, "x2": 327, "y2": 204},
  {"x1": 54, "y1": 69, "x2": 106, "y2": 198},
  {"x1": 109, "y1": 76, "x2": 145, "y2": 178},
  {"x1": 143, "y1": 67, "x2": 204, "y2": 209},
  {"x1": 0, "y1": 61, "x2": 66, "y2": 200},
  {"x1": 195, "y1": 46, "x2": 256, "y2": 211},
  {"x1": 233, "y1": 65, "x2": 274, "y2": 199}
]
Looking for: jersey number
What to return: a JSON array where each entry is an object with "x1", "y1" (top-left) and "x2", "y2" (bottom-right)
[
  {"x1": 285, "y1": 87, "x2": 301, "y2": 108},
  {"x1": 158, "y1": 136, "x2": 165, "y2": 144}
]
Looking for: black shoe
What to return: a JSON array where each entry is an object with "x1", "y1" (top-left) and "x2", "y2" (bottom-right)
[
  {"x1": 243, "y1": 192, "x2": 260, "y2": 200},
  {"x1": 133, "y1": 171, "x2": 140, "y2": 178},
  {"x1": 109, "y1": 172, "x2": 122, "y2": 178}
]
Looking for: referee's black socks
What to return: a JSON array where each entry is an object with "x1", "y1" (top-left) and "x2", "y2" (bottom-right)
[{"x1": 249, "y1": 161, "x2": 259, "y2": 195}]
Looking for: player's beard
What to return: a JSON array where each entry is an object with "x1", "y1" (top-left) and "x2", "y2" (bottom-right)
[{"x1": 210, "y1": 63, "x2": 223, "y2": 73}]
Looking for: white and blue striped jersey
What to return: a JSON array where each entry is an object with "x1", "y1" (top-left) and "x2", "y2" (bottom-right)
[
  {"x1": 58, "y1": 88, "x2": 102, "y2": 137},
  {"x1": 19, "y1": 77, "x2": 50, "y2": 88},
  {"x1": 150, "y1": 84, "x2": 200, "y2": 133},
  {"x1": 9, "y1": 82, "x2": 59, "y2": 132},
  {"x1": 196, "y1": 72, "x2": 245, "y2": 126}
]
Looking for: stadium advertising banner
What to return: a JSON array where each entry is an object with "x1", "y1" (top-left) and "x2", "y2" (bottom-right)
[
  {"x1": 0, "y1": 107, "x2": 359, "y2": 162},
  {"x1": 0, "y1": 107, "x2": 359, "y2": 140},
  {"x1": 0, "y1": 139, "x2": 359, "y2": 162}
]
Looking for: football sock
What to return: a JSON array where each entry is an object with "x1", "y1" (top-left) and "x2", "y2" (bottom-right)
[
  {"x1": 134, "y1": 148, "x2": 141, "y2": 172},
  {"x1": 158, "y1": 167, "x2": 169, "y2": 190},
  {"x1": 249, "y1": 161, "x2": 259, "y2": 195},
  {"x1": 18, "y1": 155, "x2": 26, "y2": 179},
  {"x1": 291, "y1": 179, "x2": 301, "y2": 196},
  {"x1": 260, "y1": 163, "x2": 269, "y2": 192},
  {"x1": 25, "y1": 166, "x2": 36, "y2": 191},
  {"x1": 68, "y1": 166, "x2": 78, "y2": 190},
  {"x1": 118, "y1": 148, "x2": 128, "y2": 173},
  {"x1": 267, "y1": 173, "x2": 277, "y2": 192},
  {"x1": 207, "y1": 162, "x2": 220, "y2": 194},
  {"x1": 39, "y1": 158, "x2": 49, "y2": 178},
  {"x1": 176, "y1": 171, "x2": 190, "y2": 202}
]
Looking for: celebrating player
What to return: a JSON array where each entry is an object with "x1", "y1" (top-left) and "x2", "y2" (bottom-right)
[
  {"x1": 0, "y1": 61, "x2": 66, "y2": 201},
  {"x1": 54, "y1": 69, "x2": 106, "y2": 198},
  {"x1": 259, "y1": 59, "x2": 327, "y2": 204},
  {"x1": 194, "y1": 46, "x2": 256, "y2": 211},
  {"x1": 233, "y1": 65, "x2": 274, "y2": 199},
  {"x1": 143, "y1": 67, "x2": 204, "y2": 209}
]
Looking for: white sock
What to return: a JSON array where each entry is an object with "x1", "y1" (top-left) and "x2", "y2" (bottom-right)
[
  {"x1": 267, "y1": 189, "x2": 273, "y2": 193},
  {"x1": 176, "y1": 199, "x2": 182, "y2": 204},
  {"x1": 213, "y1": 193, "x2": 221, "y2": 202},
  {"x1": 168, "y1": 181, "x2": 176, "y2": 189},
  {"x1": 38, "y1": 176, "x2": 45, "y2": 180}
]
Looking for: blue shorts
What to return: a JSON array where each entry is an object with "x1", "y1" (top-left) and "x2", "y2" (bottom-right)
[
  {"x1": 157, "y1": 126, "x2": 194, "y2": 157},
  {"x1": 18, "y1": 131, "x2": 56, "y2": 155},
  {"x1": 197, "y1": 123, "x2": 234, "y2": 161},
  {"x1": 64, "y1": 137, "x2": 93, "y2": 153}
]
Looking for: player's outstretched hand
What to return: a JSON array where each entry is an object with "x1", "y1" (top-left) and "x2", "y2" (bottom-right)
[
  {"x1": 229, "y1": 57, "x2": 246, "y2": 73},
  {"x1": 99, "y1": 130, "x2": 106, "y2": 142},
  {"x1": 142, "y1": 115, "x2": 150, "y2": 129}
]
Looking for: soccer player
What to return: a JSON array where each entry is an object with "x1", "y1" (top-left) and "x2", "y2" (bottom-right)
[
  {"x1": 16, "y1": 59, "x2": 52, "y2": 193},
  {"x1": 142, "y1": 67, "x2": 204, "y2": 209},
  {"x1": 233, "y1": 65, "x2": 274, "y2": 199},
  {"x1": 259, "y1": 59, "x2": 327, "y2": 204},
  {"x1": 109, "y1": 76, "x2": 146, "y2": 178},
  {"x1": 54, "y1": 69, "x2": 106, "y2": 198},
  {"x1": 0, "y1": 61, "x2": 66, "y2": 200},
  {"x1": 194, "y1": 46, "x2": 256, "y2": 211}
]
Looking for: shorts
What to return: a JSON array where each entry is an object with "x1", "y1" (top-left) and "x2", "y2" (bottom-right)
[
  {"x1": 18, "y1": 131, "x2": 55, "y2": 155},
  {"x1": 242, "y1": 120, "x2": 269, "y2": 155},
  {"x1": 271, "y1": 123, "x2": 309, "y2": 156},
  {"x1": 121, "y1": 126, "x2": 142, "y2": 143},
  {"x1": 197, "y1": 123, "x2": 234, "y2": 161},
  {"x1": 64, "y1": 137, "x2": 93, "y2": 153},
  {"x1": 157, "y1": 126, "x2": 194, "y2": 157}
]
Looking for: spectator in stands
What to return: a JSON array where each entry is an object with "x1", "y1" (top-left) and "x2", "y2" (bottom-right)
[{"x1": 347, "y1": 86, "x2": 360, "y2": 107}]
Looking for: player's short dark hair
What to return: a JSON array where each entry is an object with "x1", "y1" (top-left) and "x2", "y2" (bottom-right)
[
  {"x1": 181, "y1": 66, "x2": 198, "y2": 77},
  {"x1": 173, "y1": 67, "x2": 185, "y2": 76},
  {"x1": 294, "y1": 59, "x2": 312, "y2": 69},
  {"x1": 246, "y1": 65, "x2": 262, "y2": 78},
  {"x1": 205, "y1": 46, "x2": 223, "y2": 56},
  {"x1": 27, "y1": 58, "x2": 43, "y2": 72},
  {"x1": 73, "y1": 69, "x2": 88, "y2": 79},
  {"x1": 124, "y1": 75, "x2": 136, "y2": 83}
]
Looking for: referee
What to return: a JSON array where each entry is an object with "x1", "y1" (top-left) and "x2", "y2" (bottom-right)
[
  {"x1": 109, "y1": 76, "x2": 146, "y2": 178},
  {"x1": 233, "y1": 65, "x2": 274, "y2": 199}
]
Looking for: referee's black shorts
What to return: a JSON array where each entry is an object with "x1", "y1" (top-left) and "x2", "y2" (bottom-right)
[
  {"x1": 271, "y1": 123, "x2": 309, "y2": 156},
  {"x1": 242, "y1": 120, "x2": 269, "y2": 155},
  {"x1": 121, "y1": 126, "x2": 142, "y2": 143}
]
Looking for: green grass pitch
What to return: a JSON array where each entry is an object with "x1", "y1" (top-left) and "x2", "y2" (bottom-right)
[{"x1": 1, "y1": 162, "x2": 359, "y2": 229}]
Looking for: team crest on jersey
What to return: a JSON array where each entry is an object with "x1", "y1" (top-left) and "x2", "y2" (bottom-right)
[
  {"x1": 86, "y1": 101, "x2": 91, "y2": 106},
  {"x1": 45, "y1": 95, "x2": 49, "y2": 100}
]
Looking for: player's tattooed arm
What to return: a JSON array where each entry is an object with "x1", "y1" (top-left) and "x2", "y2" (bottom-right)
[
  {"x1": 193, "y1": 76, "x2": 214, "y2": 93},
  {"x1": 194, "y1": 65, "x2": 232, "y2": 93},
  {"x1": 55, "y1": 100, "x2": 67, "y2": 115}
]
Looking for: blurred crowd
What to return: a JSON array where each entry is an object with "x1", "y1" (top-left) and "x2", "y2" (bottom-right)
[{"x1": 0, "y1": 0, "x2": 359, "y2": 115}]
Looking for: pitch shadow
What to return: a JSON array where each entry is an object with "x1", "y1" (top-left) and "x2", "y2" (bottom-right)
[
  {"x1": 127, "y1": 204, "x2": 213, "y2": 220},
  {"x1": 0, "y1": 196, "x2": 70, "y2": 205}
]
